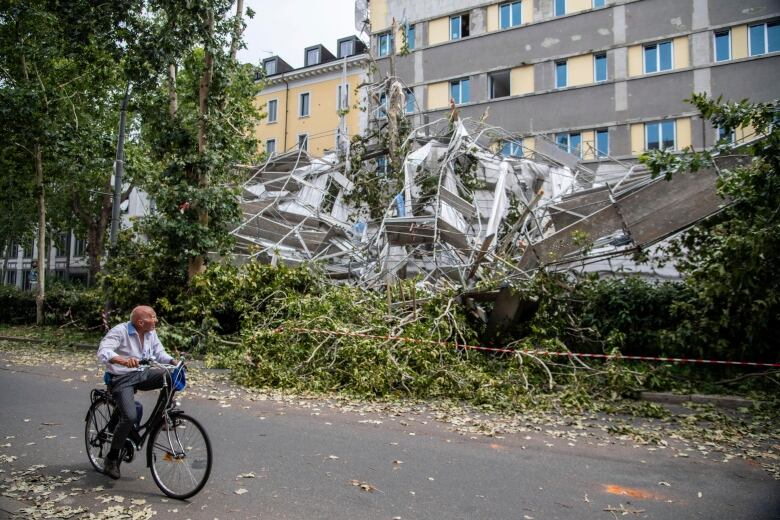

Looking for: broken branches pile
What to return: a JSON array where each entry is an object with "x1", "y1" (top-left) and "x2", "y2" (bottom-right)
[{"x1": 161, "y1": 262, "x2": 776, "y2": 412}]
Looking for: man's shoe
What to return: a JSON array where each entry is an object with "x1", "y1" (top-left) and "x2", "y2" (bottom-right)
[{"x1": 104, "y1": 457, "x2": 121, "y2": 480}]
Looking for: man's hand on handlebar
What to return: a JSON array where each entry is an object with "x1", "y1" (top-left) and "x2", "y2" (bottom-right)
[
  {"x1": 110, "y1": 356, "x2": 150, "y2": 368},
  {"x1": 122, "y1": 356, "x2": 140, "y2": 368}
]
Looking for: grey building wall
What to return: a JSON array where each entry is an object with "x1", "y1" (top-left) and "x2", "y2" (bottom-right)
[{"x1": 371, "y1": 0, "x2": 780, "y2": 157}]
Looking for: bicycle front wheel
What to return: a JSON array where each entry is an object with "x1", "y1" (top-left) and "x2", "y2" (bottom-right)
[
  {"x1": 85, "y1": 398, "x2": 115, "y2": 472},
  {"x1": 148, "y1": 413, "x2": 212, "y2": 499}
]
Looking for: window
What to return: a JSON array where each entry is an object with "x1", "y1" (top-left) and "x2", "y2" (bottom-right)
[
  {"x1": 299, "y1": 92, "x2": 310, "y2": 117},
  {"x1": 645, "y1": 120, "x2": 675, "y2": 150},
  {"x1": 339, "y1": 40, "x2": 354, "y2": 58},
  {"x1": 378, "y1": 32, "x2": 392, "y2": 57},
  {"x1": 376, "y1": 156, "x2": 388, "y2": 175},
  {"x1": 556, "y1": 132, "x2": 582, "y2": 157},
  {"x1": 450, "y1": 78, "x2": 470, "y2": 104},
  {"x1": 500, "y1": 2, "x2": 522, "y2": 29},
  {"x1": 267, "y1": 99, "x2": 278, "y2": 123},
  {"x1": 717, "y1": 126, "x2": 735, "y2": 144},
  {"x1": 555, "y1": 60, "x2": 567, "y2": 88},
  {"x1": 593, "y1": 0, "x2": 606, "y2": 7},
  {"x1": 337, "y1": 84, "x2": 349, "y2": 111},
  {"x1": 554, "y1": 0, "x2": 566, "y2": 17},
  {"x1": 644, "y1": 41, "x2": 673, "y2": 73},
  {"x1": 10, "y1": 243, "x2": 19, "y2": 257},
  {"x1": 297, "y1": 134, "x2": 308, "y2": 151},
  {"x1": 405, "y1": 24, "x2": 416, "y2": 50},
  {"x1": 73, "y1": 237, "x2": 86, "y2": 257},
  {"x1": 450, "y1": 14, "x2": 469, "y2": 40},
  {"x1": 749, "y1": 22, "x2": 780, "y2": 56},
  {"x1": 56, "y1": 232, "x2": 68, "y2": 258},
  {"x1": 594, "y1": 53, "x2": 607, "y2": 82},
  {"x1": 489, "y1": 70, "x2": 511, "y2": 99},
  {"x1": 306, "y1": 48, "x2": 320, "y2": 66},
  {"x1": 264, "y1": 59, "x2": 276, "y2": 75},
  {"x1": 5, "y1": 270, "x2": 16, "y2": 286},
  {"x1": 501, "y1": 140, "x2": 523, "y2": 157},
  {"x1": 714, "y1": 30, "x2": 731, "y2": 62},
  {"x1": 405, "y1": 89, "x2": 416, "y2": 114},
  {"x1": 266, "y1": 139, "x2": 276, "y2": 155},
  {"x1": 596, "y1": 129, "x2": 609, "y2": 157},
  {"x1": 377, "y1": 93, "x2": 388, "y2": 119},
  {"x1": 23, "y1": 242, "x2": 33, "y2": 258}
]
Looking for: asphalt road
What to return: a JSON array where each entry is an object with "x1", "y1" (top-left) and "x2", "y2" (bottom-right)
[{"x1": 1, "y1": 360, "x2": 778, "y2": 520}]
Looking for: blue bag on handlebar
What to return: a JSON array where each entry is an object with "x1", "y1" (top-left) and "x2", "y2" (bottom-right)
[{"x1": 171, "y1": 366, "x2": 186, "y2": 391}]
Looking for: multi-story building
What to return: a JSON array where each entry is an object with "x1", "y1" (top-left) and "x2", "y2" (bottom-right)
[
  {"x1": 1, "y1": 189, "x2": 152, "y2": 288},
  {"x1": 254, "y1": 36, "x2": 371, "y2": 157},
  {"x1": 366, "y1": 0, "x2": 779, "y2": 163}
]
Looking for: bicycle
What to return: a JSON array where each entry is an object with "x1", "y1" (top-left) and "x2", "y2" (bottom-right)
[{"x1": 84, "y1": 357, "x2": 212, "y2": 499}]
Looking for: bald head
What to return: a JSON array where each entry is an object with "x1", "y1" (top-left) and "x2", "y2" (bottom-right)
[{"x1": 130, "y1": 306, "x2": 158, "y2": 333}]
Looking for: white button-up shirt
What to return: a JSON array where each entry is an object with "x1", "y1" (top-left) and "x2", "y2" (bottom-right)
[{"x1": 97, "y1": 322, "x2": 173, "y2": 375}]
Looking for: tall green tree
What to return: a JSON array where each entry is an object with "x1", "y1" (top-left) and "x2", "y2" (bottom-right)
[
  {"x1": 641, "y1": 94, "x2": 779, "y2": 359},
  {"x1": 137, "y1": 0, "x2": 260, "y2": 281}
]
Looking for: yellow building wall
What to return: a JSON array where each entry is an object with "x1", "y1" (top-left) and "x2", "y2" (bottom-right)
[
  {"x1": 429, "y1": 17, "x2": 450, "y2": 45},
  {"x1": 628, "y1": 45, "x2": 643, "y2": 77},
  {"x1": 676, "y1": 117, "x2": 691, "y2": 149},
  {"x1": 673, "y1": 36, "x2": 689, "y2": 68},
  {"x1": 523, "y1": 1, "x2": 533, "y2": 24},
  {"x1": 732, "y1": 25, "x2": 748, "y2": 59},
  {"x1": 510, "y1": 65, "x2": 534, "y2": 95},
  {"x1": 254, "y1": 75, "x2": 363, "y2": 157},
  {"x1": 567, "y1": 0, "x2": 591, "y2": 15},
  {"x1": 736, "y1": 123, "x2": 756, "y2": 142},
  {"x1": 630, "y1": 123, "x2": 644, "y2": 155},
  {"x1": 254, "y1": 93, "x2": 286, "y2": 154},
  {"x1": 524, "y1": 137, "x2": 535, "y2": 154},
  {"x1": 427, "y1": 81, "x2": 450, "y2": 110},
  {"x1": 487, "y1": 5, "x2": 499, "y2": 32},
  {"x1": 568, "y1": 54, "x2": 594, "y2": 86},
  {"x1": 581, "y1": 130, "x2": 596, "y2": 159},
  {"x1": 370, "y1": 0, "x2": 389, "y2": 32}
]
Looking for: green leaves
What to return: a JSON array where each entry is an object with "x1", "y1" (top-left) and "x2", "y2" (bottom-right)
[{"x1": 640, "y1": 94, "x2": 780, "y2": 360}]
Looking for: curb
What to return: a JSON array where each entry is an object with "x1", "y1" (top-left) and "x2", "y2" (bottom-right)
[
  {"x1": 639, "y1": 391, "x2": 755, "y2": 409},
  {"x1": 0, "y1": 335, "x2": 94, "y2": 349},
  {"x1": 0, "y1": 334, "x2": 206, "y2": 361}
]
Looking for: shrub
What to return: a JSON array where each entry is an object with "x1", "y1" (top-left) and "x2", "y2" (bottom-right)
[{"x1": 0, "y1": 285, "x2": 36, "y2": 323}]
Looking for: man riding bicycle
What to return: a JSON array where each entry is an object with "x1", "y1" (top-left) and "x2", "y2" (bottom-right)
[{"x1": 97, "y1": 305, "x2": 174, "y2": 479}]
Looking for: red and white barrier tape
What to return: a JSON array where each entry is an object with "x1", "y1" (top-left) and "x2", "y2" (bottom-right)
[{"x1": 270, "y1": 326, "x2": 780, "y2": 368}]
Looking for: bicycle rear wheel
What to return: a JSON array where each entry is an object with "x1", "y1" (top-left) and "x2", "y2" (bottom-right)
[
  {"x1": 85, "y1": 398, "x2": 115, "y2": 472},
  {"x1": 148, "y1": 413, "x2": 212, "y2": 499}
]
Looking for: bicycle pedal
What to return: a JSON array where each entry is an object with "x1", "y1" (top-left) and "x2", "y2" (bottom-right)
[{"x1": 122, "y1": 442, "x2": 135, "y2": 463}]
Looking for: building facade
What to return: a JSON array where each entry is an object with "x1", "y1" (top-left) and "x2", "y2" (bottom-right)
[
  {"x1": 254, "y1": 36, "x2": 371, "y2": 157},
  {"x1": 367, "y1": 0, "x2": 779, "y2": 162},
  {"x1": 1, "y1": 189, "x2": 152, "y2": 288}
]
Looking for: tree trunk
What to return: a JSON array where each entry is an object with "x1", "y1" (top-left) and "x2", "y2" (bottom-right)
[
  {"x1": 64, "y1": 232, "x2": 71, "y2": 282},
  {"x1": 87, "y1": 227, "x2": 101, "y2": 283},
  {"x1": 168, "y1": 63, "x2": 178, "y2": 117},
  {"x1": 229, "y1": 0, "x2": 245, "y2": 61},
  {"x1": 34, "y1": 144, "x2": 45, "y2": 324},
  {"x1": 188, "y1": 11, "x2": 215, "y2": 281},
  {"x1": 1, "y1": 237, "x2": 9, "y2": 285}
]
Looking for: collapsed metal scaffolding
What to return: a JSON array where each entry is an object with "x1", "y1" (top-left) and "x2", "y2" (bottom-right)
[{"x1": 231, "y1": 106, "x2": 738, "y2": 291}]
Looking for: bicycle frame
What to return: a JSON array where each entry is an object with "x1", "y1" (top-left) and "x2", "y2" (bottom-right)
[{"x1": 91, "y1": 360, "x2": 186, "y2": 467}]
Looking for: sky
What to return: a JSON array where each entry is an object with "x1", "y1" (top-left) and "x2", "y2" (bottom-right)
[{"x1": 238, "y1": 0, "x2": 364, "y2": 69}]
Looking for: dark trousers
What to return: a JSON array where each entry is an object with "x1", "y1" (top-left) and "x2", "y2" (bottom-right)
[{"x1": 108, "y1": 368, "x2": 167, "y2": 454}]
